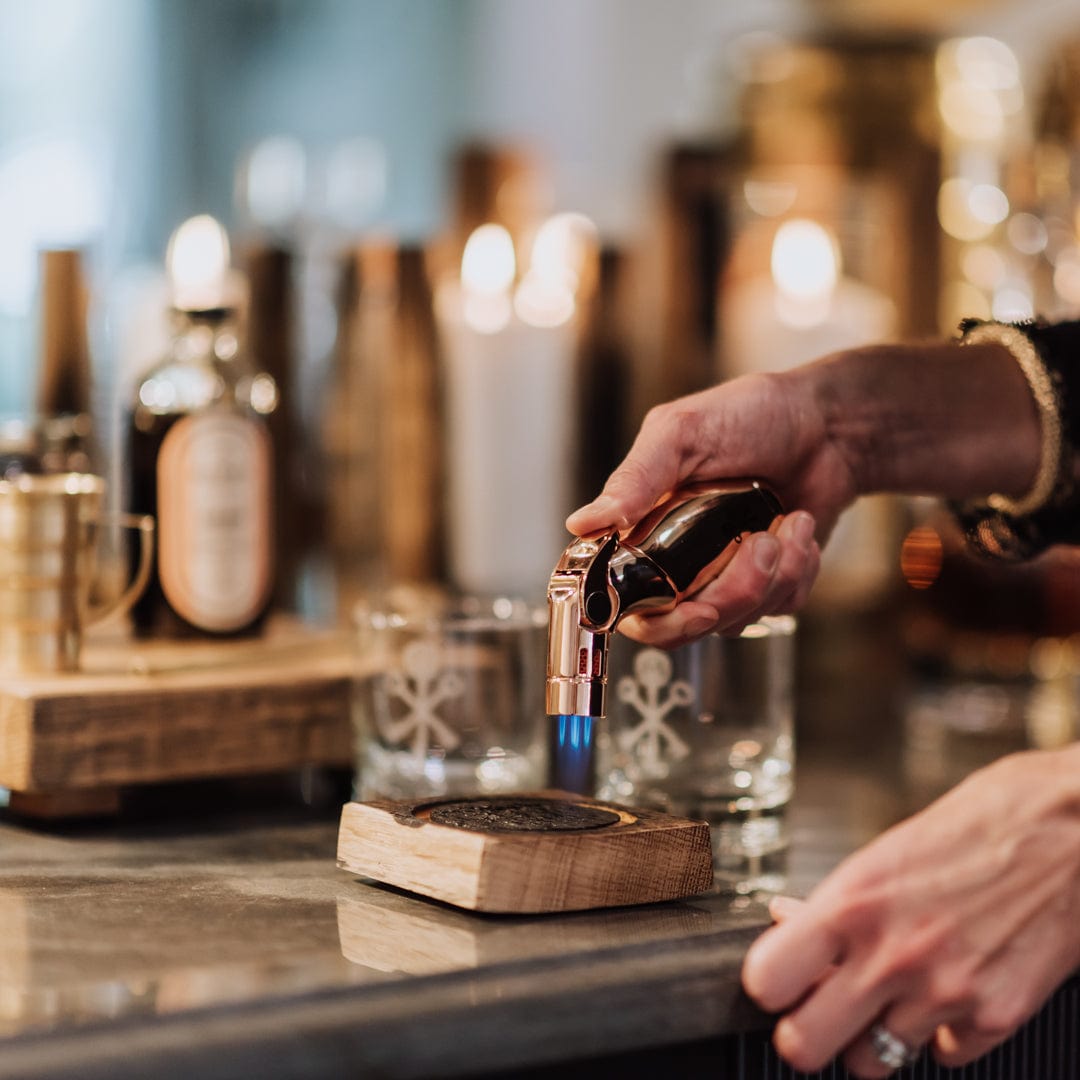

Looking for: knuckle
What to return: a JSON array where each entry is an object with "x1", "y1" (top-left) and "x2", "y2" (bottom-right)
[
  {"x1": 926, "y1": 965, "x2": 977, "y2": 1011},
  {"x1": 643, "y1": 399, "x2": 706, "y2": 449},
  {"x1": 609, "y1": 457, "x2": 650, "y2": 492},
  {"x1": 640, "y1": 401, "x2": 678, "y2": 434},
  {"x1": 826, "y1": 886, "x2": 883, "y2": 937},
  {"x1": 868, "y1": 938, "x2": 927, "y2": 987},
  {"x1": 871, "y1": 920, "x2": 957, "y2": 988},
  {"x1": 972, "y1": 995, "x2": 1031, "y2": 1039},
  {"x1": 723, "y1": 570, "x2": 763, "y2": 610},
  {"x1": 774, "y1": 1021, "x2": 829, "y2": 1074},
  {"x1": 771, "y1": 553, "x2": 805, "y2": 595},
  {"x1": 603, "y1": 461, "x2": 654, "y2": 524}
]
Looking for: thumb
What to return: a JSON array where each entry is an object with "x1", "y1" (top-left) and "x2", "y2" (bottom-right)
[
  {"x1": 566, "y1": 467, "x2": 669, "y2": 536},
  {"x1": 768, "y1": 895, "x2": 807, "y2": 923},
  {"x1": 567, "y1": 426, "x2": 689, "y2": 537}
]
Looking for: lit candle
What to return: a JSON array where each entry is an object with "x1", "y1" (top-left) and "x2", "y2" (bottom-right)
[
  {"x1": 437, "y1": 221, "x2": 579, "y2": 599},
  {"x1": 722, "y1": 218, "x2": 896, "y2": 375},
  {"x1": 721, "y1": 219, "x2": 899, "y2": 608}
]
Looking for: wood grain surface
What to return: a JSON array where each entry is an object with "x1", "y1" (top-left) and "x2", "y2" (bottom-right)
[
  {"x1": 337, "y1": 792, "x2": 714, "y2": 913},
  {"x1": 0, "y1": 620, "x2": 354, "y2": 795}
]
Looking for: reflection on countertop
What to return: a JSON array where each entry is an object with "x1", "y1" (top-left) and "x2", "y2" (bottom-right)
[{"x1": 0, "y1": 814, "x2": 357, "y2": 1038}]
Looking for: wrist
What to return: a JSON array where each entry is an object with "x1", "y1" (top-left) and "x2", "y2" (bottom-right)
[{"x1": 804, "y1": 341, "x2": 1040, "y2": 500}]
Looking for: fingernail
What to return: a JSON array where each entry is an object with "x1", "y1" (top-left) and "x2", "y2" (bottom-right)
[
  {"x1": 569, "y1": 494, "x2": 614, "y2": 522},
  {"x1": 754, "y1": 535, "x2": 780, "y2": 574},
  {"x1": 793, "y1": 512, "x2": 815, "y2": 547},
  {"x1": 769, "y1": 895, "x2": 804, "y2": 921}
]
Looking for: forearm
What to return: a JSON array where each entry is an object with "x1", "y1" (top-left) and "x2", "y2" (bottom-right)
[{"x1": 791, "y1": 340, "x2": 1043, "y2": 502}]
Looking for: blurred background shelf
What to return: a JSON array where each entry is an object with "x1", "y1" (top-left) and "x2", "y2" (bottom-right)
[{"x1": 2, "y1": 0, "x2": 1080, "y2": 806}]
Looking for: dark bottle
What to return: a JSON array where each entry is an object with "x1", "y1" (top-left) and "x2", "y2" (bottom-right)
[
  {"x1": 245, "y1": 242, "x2": 305, "y2": 611},
  {"x1": 36, "y1": 248, "x2": 98, "y2": 474},
  {"x1": 128, "y1": 219, "x2": 277, "y2": 638},
  {"x1": 576, "y1": 246, "x2": 630, "y2": 507}
]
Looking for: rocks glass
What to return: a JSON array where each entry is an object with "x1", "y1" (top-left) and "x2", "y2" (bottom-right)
[
  {"x1": 353, "y1": 589, "x2": 548, "y2": 800},
  {"x1": 596, "y1": 615, "x2": 796, "y2": 887}
]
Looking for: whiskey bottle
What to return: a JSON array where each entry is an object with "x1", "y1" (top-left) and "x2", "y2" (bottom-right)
[{"x1": 128, "y1": 216, "x2": 277, "y2": 638}]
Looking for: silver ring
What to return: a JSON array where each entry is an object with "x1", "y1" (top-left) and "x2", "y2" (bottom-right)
[{"x1": 870, "y1": 1023, "x2": 920, "y2": 1069}]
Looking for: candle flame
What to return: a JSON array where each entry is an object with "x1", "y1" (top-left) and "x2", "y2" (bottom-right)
[
  {"x1": 771, "y1": 220, "x2": 839, "y2": 303},
  {"x1": 167, "y1": 214, "x2": 231, "y2": 310},
  {"x1": 529, "y1": 212, "x2": 597, "y2": 293},
  {"x1": 514, "y1": 270, "x2": 575, "y2": 328},
  {"x1": 461, "y1": 224, "x2": 516, "y2": 295}
]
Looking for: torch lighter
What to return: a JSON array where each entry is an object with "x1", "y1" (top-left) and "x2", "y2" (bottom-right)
[{"x1": 545, "y1": 481, "x2": 783, "y2": 793}]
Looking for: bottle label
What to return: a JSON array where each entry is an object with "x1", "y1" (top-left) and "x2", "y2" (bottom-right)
[{"x1": 157, "y1": 412, "x2": 273, "y2": 632}]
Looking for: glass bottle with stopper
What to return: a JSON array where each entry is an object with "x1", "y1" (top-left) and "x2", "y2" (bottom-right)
[{"x1": 127, "y1": 215, "x2": 277, "y2": 638}]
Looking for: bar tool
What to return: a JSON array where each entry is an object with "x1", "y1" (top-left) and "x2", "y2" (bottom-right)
[{"x1": 546, "y1": 481, "x2": 783, "y2": 792}]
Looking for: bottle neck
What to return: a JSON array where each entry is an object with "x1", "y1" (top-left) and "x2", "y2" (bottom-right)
[
  {"x1": 135, "y1": 307, "x2": 277, "y2": 422},
  {"x1": 169, "y1": 307, "x2": 243, "y2": 378}
]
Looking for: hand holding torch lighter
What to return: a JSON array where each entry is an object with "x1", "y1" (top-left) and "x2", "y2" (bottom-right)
[{"x1": 546, "y1": 482, "x2": 783, "y2": 793}]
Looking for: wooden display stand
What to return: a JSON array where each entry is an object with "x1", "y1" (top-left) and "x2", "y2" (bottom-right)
[
  {"x1": 0, "y1": 619, "x2": 354, "y2": 818},
  {"x1": 337, "y1": 792, "x2": 714, "y2": 914}
]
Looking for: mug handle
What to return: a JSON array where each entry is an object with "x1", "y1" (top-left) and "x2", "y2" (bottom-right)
[{"x1": 85, "y1": 512, "x2": 155, "y2": 628}]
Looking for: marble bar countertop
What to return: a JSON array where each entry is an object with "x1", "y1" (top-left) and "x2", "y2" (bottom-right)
[
  {"x1": 0, "y1": 743, "x2": 916, "y2": 1080},
  {"x1": 0, "y1": 614, "x2": 994, "y2": 1080}
]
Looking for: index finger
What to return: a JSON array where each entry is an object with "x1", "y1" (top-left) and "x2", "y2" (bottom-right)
[
  {"x1": 742, "y1": 907, "x2": 844, "y2": 1013},
  {"x1": 566, "y1": 404, "x2": 707, "y2": 537},
  {"x1": 566, "y1": 464, "x2": 677, "y2": 539}
]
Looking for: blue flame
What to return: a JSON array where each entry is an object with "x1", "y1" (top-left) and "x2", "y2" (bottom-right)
[{"x1": 550, "y1": 714, "x2": 594, "y2": 794}]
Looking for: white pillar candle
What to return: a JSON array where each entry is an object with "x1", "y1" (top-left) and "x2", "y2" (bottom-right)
[
  {"x1": 721, "y1": 219, "x2": 900, "y2": 609},
  {"x1": 437, "y1": 225, "x2": 578, "y2": 600},
  {"x1": 722, "y1": 219, "x2": 896, "y2": 375}
]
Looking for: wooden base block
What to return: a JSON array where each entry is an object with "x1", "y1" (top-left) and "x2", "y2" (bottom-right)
[
  {"x1": 0, "y1": 619, "x2": 354, "y2": 801},
  {"x1": 337, "y1": 792, "x2": 714, "y2": 914}
]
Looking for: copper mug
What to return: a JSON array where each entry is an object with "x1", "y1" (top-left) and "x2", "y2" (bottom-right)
[{"x1": 0, "y1": 473, "x2": 154, "y2": 674}]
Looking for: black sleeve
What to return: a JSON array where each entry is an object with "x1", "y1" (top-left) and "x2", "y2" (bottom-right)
[{"x1": 952, "y1": 318, "x2": 1080, "y2": 560}]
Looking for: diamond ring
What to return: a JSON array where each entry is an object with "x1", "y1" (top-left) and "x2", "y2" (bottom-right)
[{"x1": 870, "y1": 1023, "x2": 920, "y2": 1069}]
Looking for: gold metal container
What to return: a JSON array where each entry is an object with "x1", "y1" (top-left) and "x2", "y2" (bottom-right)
[{"x1": 0, "y1": 473, "x2": 152, "y2": 673}]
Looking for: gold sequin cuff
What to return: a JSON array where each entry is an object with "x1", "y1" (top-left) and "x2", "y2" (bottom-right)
[
  {"x1": 959, "y1": 320, "x2": 1064, "y2": 518},
  {"x1": 951, "y1": 317, "x2": 1080, "y2": 561}
]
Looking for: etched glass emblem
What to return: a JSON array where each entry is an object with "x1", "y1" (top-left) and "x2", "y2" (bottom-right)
[
  {"x1": 381, "y1": 640, "x2": 465, "y2": 761},
  {"x1": 616, "y1": 647, "x2": 694, "y2": 767}
]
